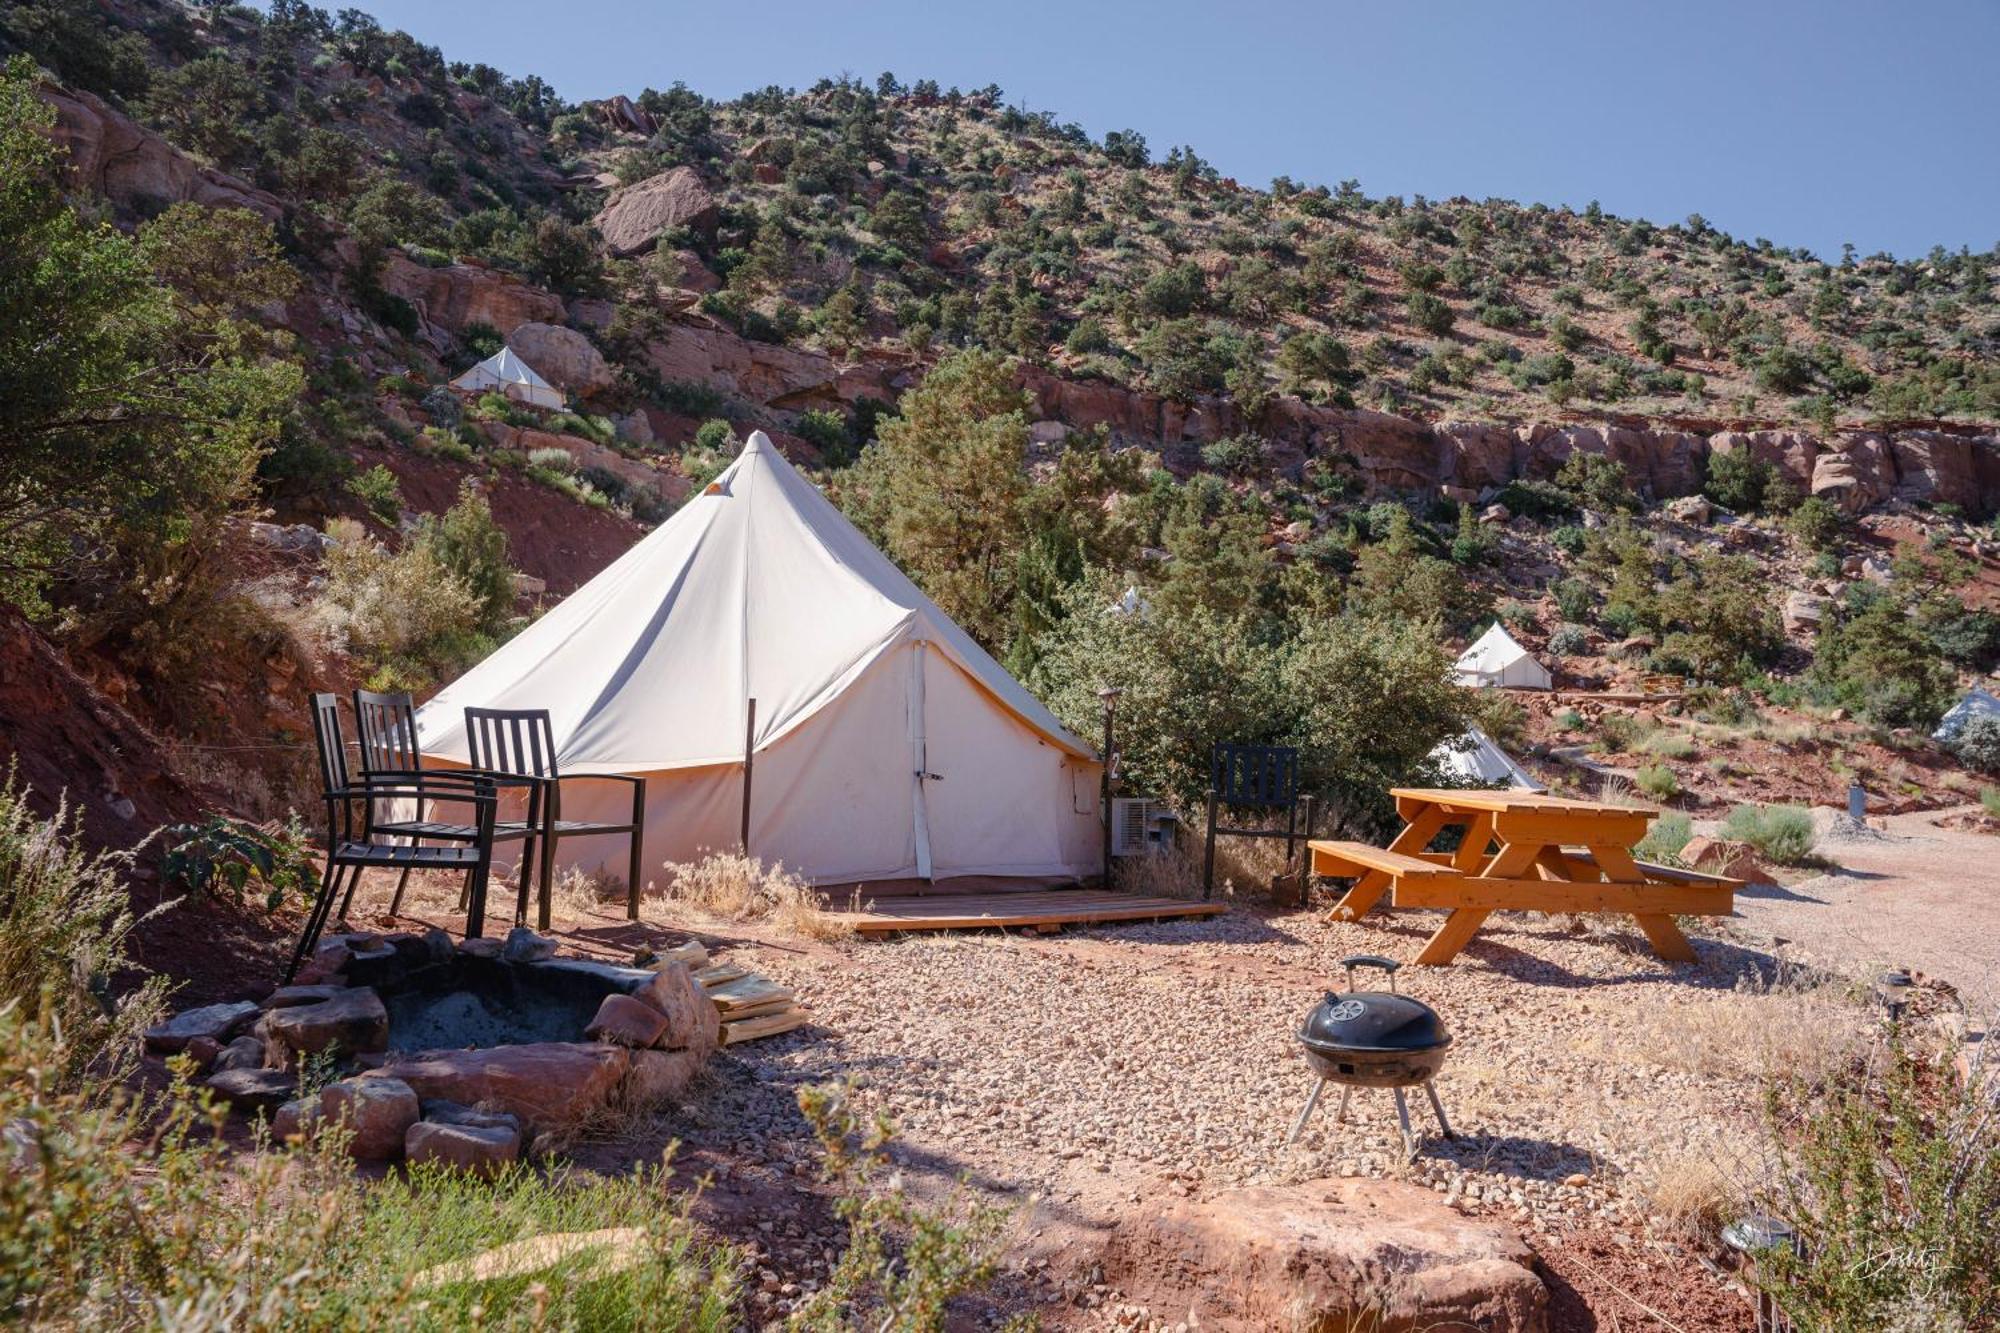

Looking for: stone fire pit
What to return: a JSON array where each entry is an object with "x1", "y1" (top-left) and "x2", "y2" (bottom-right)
[{"x1": 146, "y1": 927, "x2": 717, "y2": 1170}]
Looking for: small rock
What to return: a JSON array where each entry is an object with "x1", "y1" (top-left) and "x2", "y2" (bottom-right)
[
  {"x1": 587, "y1": 993, "x2": 672, "y2": 1048},
  {"x1": 275, "y1": 1077, "x2": 421, "y2": 1160},
  {"x1": 501, "y1": 927, "x2": 557, "y2": 963},
  {"x1": 634, "y1": 961, "x2": 719, "y2": 1056},
  {"x1": 262, "y1": 984, "x2": 346, "y2": 1010},
  {"x1": 212, "y1": 1035, "x2": 266, "y2": 1073},
  {"x1": 182, "y1": 1036, "x2": 223, "y2": 1071},
  {"x1": 145, "y1": 1001, "x2": 261, "y2": 1054},
  {"x1": 406, "y1": 1120, "x2": 521, "y2": 1177},
  {"x1": 263, "y1": 987, "x2": 389, "y2": 1057},
  {"x1": 203, "y1": 1067, "x2": 296, "y2": 1114},
  {"x1": 457, "y1": 937, "x2": 505, "y2": 960},
  {"x1": 420, "y1": 1099, "x2": 523, "y2": 1134}
]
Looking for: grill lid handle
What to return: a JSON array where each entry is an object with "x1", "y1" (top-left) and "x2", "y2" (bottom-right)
[{"x1": 1339, "y1": 953, "x2": 1401, "y2": 993}]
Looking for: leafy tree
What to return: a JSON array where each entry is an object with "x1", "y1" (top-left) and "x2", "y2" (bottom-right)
[
  {"x1": 1135, "y1": 318, "x2": 1229, "y2": 400},
  {"x1": 867, "y1": 190, "x2": 927, "y2": 250},
  {"x1": 143, "y1": 54, "x2": 262, "y2": 166},
  {"x1": 0, "y1": 0, "x2": 151, "y2": 100},
  {"x1": 417, "y1": 481, "x2": 514, "y2": 634},
  {"x1": 1809, "y1": 588, "x2": 1956, "y2": 727},
  {"x1": 1406, "y1": 290, "x2": 1455, "y2": 336},
  {"x1": 1650, "y1": 553, "x2": 1782, "y2": 681},
  {"x1": 1275, "y1": 331, "x2": 1352, "y2": 396},
  {"x1": 1346, "y1": 506, "x2": 1487, "y2": 633},
  {"x1": 1155, "y1": 475, "x2": 1273, "y2": 621},
  {"x1": 0, "y1": 62, "x2": 297, "y2": 630},
  {"x1": 1555, "y1": 451, "x2": 1639, "y2": 512},
  {"x1": 1786, "y1": 496, "x2": 1843, "y2": 550},
  {"x1": 843, "y1": 349, "x2": 1031, "y2": 647},
  {"x1": 1704, "y1": 448, "x2": 1779, "y2": 512}
]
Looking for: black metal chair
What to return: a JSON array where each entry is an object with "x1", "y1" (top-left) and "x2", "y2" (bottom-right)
[
  {"x1": 286, "y1": 695, "x2": 499, "y2": 983},
  {"x1": 1202, "y1": 743, "x2": 1319, "y2": 900},
  {"x1": 351, "y1": 688, "x2": 544, "y2": 920},
  {"x1": 463, "y1": 707, "x2": 646, "y2": 930}
]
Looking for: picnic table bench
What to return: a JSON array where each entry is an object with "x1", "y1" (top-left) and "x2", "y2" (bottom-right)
[{"x1": 1310, "y1": 788, "x2": 1739, "y2": 966}]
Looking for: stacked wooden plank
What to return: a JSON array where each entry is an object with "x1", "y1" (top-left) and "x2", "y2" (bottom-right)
[{"x1": 648, "y1": 941, "x2": 810, "y2": 1045}]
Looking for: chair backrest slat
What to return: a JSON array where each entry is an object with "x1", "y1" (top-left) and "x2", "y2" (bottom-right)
[
  {"x1": 353, "y1": 688, "x2": 421, "y2": 774},
  {"x1": 464, "y1": 707, "x2": 560, "y2": 780},
  {"x1": 1212, "y1": 743, "x2": 1298, "y2": 808},
  {"x1": 310, "y1": 693, "x2": 350, "y2": 794}
]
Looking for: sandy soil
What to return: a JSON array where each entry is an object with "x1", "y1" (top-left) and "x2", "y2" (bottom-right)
[{"x1": 1729, "y1": 804, "x2": 2000, "y2": 1017}]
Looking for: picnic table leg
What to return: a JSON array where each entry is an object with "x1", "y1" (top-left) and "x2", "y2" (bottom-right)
[
  {"x1": 1326, "y1": 805, "x2": 1448, "y2": 922},
  {"x1": 1414, "y1": 909, "x2": 1493, "y2": 966},
  {"x1": 1412, "y1": 838, "x2": 1542, "y2": 965},
  {"x1": 1587, "y1": 843, "x2": 1699, "y2": 962},
  {"x1": 1632, "y1": 913, "x2": 1697, "y2": 961}
]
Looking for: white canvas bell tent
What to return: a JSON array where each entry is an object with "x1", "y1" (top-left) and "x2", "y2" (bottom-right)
[
  {"x1": 1934, "y1": 687, "x2": 2000, "y2": 743},
  {"x1": 1429, "y1": 726, "x2": 1544, "y2": 791},
  {"x1": 1454, "y1": 623, "x2": 1554, "y2": 690},
  {"x1": 416, "y1": 431, "x2": 1103, "y2": 887},
  {"x1": 450, "y1": 347, "x2": 564, "y2": 410}
]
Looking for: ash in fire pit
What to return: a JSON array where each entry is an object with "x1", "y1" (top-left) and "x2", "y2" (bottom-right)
[{"x1": 374, "y1": 955, "x2": 652, "y2": 1053}]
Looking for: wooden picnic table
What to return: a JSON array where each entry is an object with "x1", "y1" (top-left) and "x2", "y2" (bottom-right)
[{"x1": 1308, "y1": 788, "x2": 1739, "y2": 966}]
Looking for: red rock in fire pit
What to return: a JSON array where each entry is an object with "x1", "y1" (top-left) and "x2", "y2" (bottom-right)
[
  {"x1": 274, "y1": 1076, "x2": 421, "y2": 1161},
  {"x1": 367, "y1": 1043, "x2": 631, "y2": 1132},
  {"x1": 263, "y1": 987, "x2": 389, "y2": 1058},
  {"x1": 636, "y1": 961, "x2": 719, "y2": 1057},
  {"x1": 585, "y1": 994, "x2": 671, "y2": 1048},
  {"x1": 406, "y1": 1120, "x2": 521, "y2": 1176}
]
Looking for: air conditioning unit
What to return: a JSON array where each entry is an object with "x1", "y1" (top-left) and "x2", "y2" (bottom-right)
[{"x1": 1110, "y1": 797, "x2": 1176, "y2": 858}]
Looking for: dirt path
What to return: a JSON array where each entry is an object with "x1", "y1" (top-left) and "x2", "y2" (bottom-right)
[{"x1": 1728, "y1": 805, "x2": 2000, "y2": 1017}]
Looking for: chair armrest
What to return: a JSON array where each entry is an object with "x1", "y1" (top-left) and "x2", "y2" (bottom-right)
[
  {"x1": 358, "y1": 767, "x2": 542, "y2": 791},
  {"x1": 332, "y1": 783, "x2": 495, "y2": 807}
]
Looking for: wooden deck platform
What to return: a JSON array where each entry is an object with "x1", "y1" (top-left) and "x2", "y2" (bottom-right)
[{"x1": 831, "y1": 889, "x2": 1226, "y2": 936}]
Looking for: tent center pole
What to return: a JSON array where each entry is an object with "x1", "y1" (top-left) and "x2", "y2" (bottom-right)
[{"x1": 740, "y1": 697, "x2": 756, "y2": 855}]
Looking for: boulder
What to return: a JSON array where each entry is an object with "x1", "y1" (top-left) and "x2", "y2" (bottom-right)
[
  {"x1": 585, "y1": 994, "x2": 671, "y2": 1048},
  {"x1": 1663, "y1": 495, "x2": 1711, "y2": 524},
  {"x1": 1107, "y1": 1177, "x2": 1547, "y2": 1332},
  {"x1": 293, "y1": 938, "x2": 355, "y2": 985},
  {"x1": 1436, "y1": 421, "x2": 1518, "y2": 490},
  {"x1": 1479, "y1": 504, "x2": 1511, "y2": 525},
  {"x1": 1679, "y1": 837, "x2": 1776, "y2": 886},
  {"x1": 1783, "y1": 592, "x2": 1827, "y2": 633},
  {"x1": 203, "y1": 1067, "x2": 296, "y2": 1114},
  {"x1": 368, "y1": 1043, "x2": 631, "y2": 1132},
  {"x1": 375, "y1": 255, "x2": 566, "y2": 338},
  {"x1": 406, "y1": 1120, "x2": 521, "y2": 1177},
  {"x1": 591, "y1": 94, "x2": 656, "y2": 137},
  {"x1": 145, "y1": 1001, "x2": 260, "y2": 1054},
  {"x1": 262, "y1": 988, "x2": 389, "y2": 1057},
  {"x1": 507, "y1": 322, "x2": 614, "y2": 396},
  {"x1": 183, "y1": 1036, "x2": 222, "y2": 1072},
  {"x1": 274, "y1": 1076, "x2": 421, "y2": 1161},
  {"x1": 1890, "y1": 431, "x2": 1982, "y2": 512},
  {"x1": 594, "y1": 167, "x2": 720, "y2": 257},
  {"x1": 621, "y1": 1048, "x2": 706, "y2": 1108},
  {"x1": 420, "y1": 1099, "x2": 523, "y2": 1135},
  {"x1": 635, "y1": 962, "x2": 720, "y2": 1056},
  {"x1": 1812, "y1": 434, "x2": 1897, "y2": 514},
  {"x1": 40, "y1": 83, "x2": 283, "y2": 222}
]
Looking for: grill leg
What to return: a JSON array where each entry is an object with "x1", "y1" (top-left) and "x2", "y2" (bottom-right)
[
  {"x1": 1334, "y1": 1085, "x2": 1353, "y2": 1124},
  {"x1": 1424, "y1": 1081, "x2": 1456, "y2": 1138},
  {"x1": 1286, "y1": 1076, "x2": 1329, "y2": 1146},
  {"x1": 1393, "y1": 1088, "x2": 1415, "y2": 1152}
]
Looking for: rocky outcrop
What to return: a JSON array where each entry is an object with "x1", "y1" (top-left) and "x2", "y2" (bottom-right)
[
  {"x1": 590, "y1": 94, "x2": 657, "y2": 137},
  {"x1": 643, "y1": 320, "x2": 908, "y2": 410},
  {"x1": 1106, "y1": 1177, "x2": 1548, "y2": 1332},
  {"x1": 1811, "y1": 433, "x2": 1897, "y2": 512},
  {"x1": 1892, "y1": 430, "x2": 1982, "y2": 510},
  {"x1": 376, "y1": 255, "x2": 567, "y2": 338},
  {"x1": 594, "y1": 167, "x2": 720, "y2": 257},
  {"x1": 1709, "y1": 430, "x2": 1819, "y2": 492},
  {"x1": 40, "y1": 82, "x2": 283, "y2": 221},
  {"x1": 507, "y1": 322, "x2": 614, "y2": 396}
]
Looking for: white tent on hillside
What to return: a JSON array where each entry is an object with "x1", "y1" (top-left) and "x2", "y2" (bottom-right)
[
  {"x1": 1429, "y1": 726, "x2": 1544, "y2": 791},
  {"x1": 1933, "y1": 687, "x2": 2000, "y2": 743},
  {"x1": 450, "y1": 347, "x2": 563, "y2": 410},
  {"x1": 416, "y1": 431, "x2": 1102, "y2": 887},
  {"x1": 1454, "y1": 623, "x2": 1553, "y2": 690}
]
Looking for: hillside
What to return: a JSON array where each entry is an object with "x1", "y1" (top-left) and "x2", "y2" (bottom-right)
[{"x1": 3, "y1": 0, "x2": 1999, "y2": 841}]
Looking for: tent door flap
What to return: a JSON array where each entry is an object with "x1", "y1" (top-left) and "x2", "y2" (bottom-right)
[{"x1": 909, "y1": 642, "x2": 933, "y2": 879}]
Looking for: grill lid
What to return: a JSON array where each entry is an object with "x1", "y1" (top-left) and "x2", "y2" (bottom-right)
[{"x1": 1298, "y1": 953, "x2": 1451, "y2": 1054}]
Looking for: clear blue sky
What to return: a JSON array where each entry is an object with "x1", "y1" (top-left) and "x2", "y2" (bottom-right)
[{"x1": 344, "y1": 0, "x2": 1997, "y2": 261}]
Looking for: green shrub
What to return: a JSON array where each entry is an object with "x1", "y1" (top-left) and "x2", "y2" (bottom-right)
[
  {"x1": 1406, "y1": 290, "x2": 1455, "y2": 335},
  {"x1": 1200, "y1": 433, "x2": 1268, "y2": 477},
  {"x1": 1634, "y1": 763, "x2": 1680, "y2": 799},
  {"x1": 1760, "y1": 1037, "x2": 2000, "y2": 1331},
  {"x1": 1953, "y1": 714, "x2": 2000, "y2": 775},
  {"x1": 347, "y1": 463, "x2": 403, "y2": 522},
  {"x1": 160, "y1": 814, "x2": 314, "y2": 912},
  {"x1": 312, "y1": 518, "x2": 490, "y2": 692},
  {"x1": 1634, "y1": 810, "x2": 1693, "y2": 864},
  {"x1": 1787, "y1": 495, "x2": 1843, "y2": 550},
  {"x1": 1722, "y1": 803, "x2": 1816, "y2": 865},
  {"x1": 1981, "y1": 786, "x2": 2000, "y2": 820},
  {"x1": 0, "y1": 772, "x2": 166, "y2": 1092}
]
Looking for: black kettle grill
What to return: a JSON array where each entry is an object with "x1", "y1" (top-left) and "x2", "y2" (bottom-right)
[{"x1": 1286, "y1": 954, "x2": 1456, "y2": 1147}]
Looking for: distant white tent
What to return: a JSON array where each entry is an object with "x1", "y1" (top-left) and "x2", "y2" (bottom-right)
[
  {"x1": 450, "y1": 347, "x2": 563, "y2": 410},
  {"x1": 1454, "y1": 623, "x2": 1554, "y2": 690},
  {"x1": 1429, "y1": 726, "x2": 1544, "y2": 791},
  {"x1": 1934, "y1": 688, "x2": 2000, "y2": 743},
  {"x1": 417, "y1": 431, "x2": 1102, "y2": 886}
]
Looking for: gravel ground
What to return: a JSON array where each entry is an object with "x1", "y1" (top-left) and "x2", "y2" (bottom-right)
[{"x1": 684, "y1": 902, "x2": 1864, "y2": 1261}]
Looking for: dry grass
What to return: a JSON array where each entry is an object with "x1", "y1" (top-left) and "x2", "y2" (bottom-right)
[
  {"x1": 1636, "y1": 1149, "x2": 1746, "y2": 1240},
  {"x1": 1114, "y1": 820, "x2": 1301, "y2": 902},
  {"x1": 658, "y1": 851, "x2": 852, "y2": 941},
  {"x1": 1635, "y1": 968, "x2": 1869, "y2": 1086}
]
